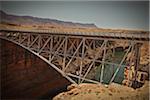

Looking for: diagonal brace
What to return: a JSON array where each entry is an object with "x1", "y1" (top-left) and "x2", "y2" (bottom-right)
[
  {"x1": 38, "y1": 37, "x2": 51, "y2": 54},
  {"x1": 81, "y1": 40, "x2": 107, "y2": 83},
  {"x1": 64, "y1": 39, "x2": 84, "y2": 72},
  {"x1": 109, "y1": 42, "x2": 134, "y2": 84}
]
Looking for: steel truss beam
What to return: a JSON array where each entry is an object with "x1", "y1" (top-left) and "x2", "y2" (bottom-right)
[{"x1": 0, "y1": 31, "x2": 147, "y2": 85}]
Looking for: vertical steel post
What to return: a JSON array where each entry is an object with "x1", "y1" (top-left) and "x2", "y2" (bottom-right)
[
  {"x1": 93, "y1": 40, "x2": 96, "y2": 49},
  {"x1": 133, "y1": 43, "x2": 141, "y2": 88},
  {"x1": 38, "y1": 35, "x2": 41, "y2": 52},
  {"x1": 112, "y1": 46, "x2": 115, "y2": 57},
  {"x1": 76, "y1": 39, "x2": 80, "y2": 57},
  {"x1": 63, "y1": 37, "x2": 68, "y2": 71},
  {"x1": 127, "y1": 41, "x2": 134, "y2": 87},
  {"x1": 27, "y1": 34, "x2": 30, "y2": 47},
  {"x1": 100, "y1": 40, "x2": 107, "y2": 83},
  {"x1": 19, "y1": 33, "x2": 21, "y2": 43},
  {"x1": 49, "y1": 35, "x2": 53, "y2": 62},
  {"x1": 79, "y1": 38, "x2": 85, "y2": 84}
]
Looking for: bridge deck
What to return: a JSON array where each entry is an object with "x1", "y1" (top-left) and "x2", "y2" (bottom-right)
[{"x1": 0, "y1": 28, "x2": 149, "y2": 41}]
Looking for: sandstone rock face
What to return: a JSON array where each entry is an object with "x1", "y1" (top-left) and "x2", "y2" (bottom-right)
[
  {"x1": 140, "y1": 43, "x2": 150, "y2": 65},
  {"x1": 53, "y1": 81, "x2": 149, "y2": 100},
  {"x1": 1, "y1": 39, "x2": 71, "y2": 99}
]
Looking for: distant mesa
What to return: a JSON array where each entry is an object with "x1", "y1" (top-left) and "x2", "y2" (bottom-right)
[
  {"x1": 0, "y1": 10, "x2": 148, "y2": 34},
  {"x1": 0, "y1": 10, "x2": 97, "y2": 29}
]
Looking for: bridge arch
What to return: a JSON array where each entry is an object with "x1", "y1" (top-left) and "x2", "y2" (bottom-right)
[
  {"x1": 0, "y1": 37, "x2": 76, "y2": 84},
  {"x1": 0, "y1": 38, "x2": 73, "y2": 99},
  {"x1": 1, "y1": 29, "x2": 149, "y2": 89}
]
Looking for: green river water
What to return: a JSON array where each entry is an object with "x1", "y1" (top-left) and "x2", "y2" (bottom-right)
[{"x1": 94, "y1": 50, "x2": 126, "y2": 84}]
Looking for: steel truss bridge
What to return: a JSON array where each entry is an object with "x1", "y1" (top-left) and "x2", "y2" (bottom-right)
[{"x1": 0, "y1": 29, "x2": 149, "y2": 85}]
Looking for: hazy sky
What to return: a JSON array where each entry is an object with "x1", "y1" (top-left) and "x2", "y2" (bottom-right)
[{"x1": 1, "y1": 1, "x2": 149, "y2": 31}]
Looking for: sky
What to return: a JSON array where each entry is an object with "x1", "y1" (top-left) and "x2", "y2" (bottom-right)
[{"x1": 1, "y1": 1, "x2": 149, "y2": 31}]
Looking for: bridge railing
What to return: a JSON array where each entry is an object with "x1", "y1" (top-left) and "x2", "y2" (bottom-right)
[{"x1": 0, "y1": 28, "x2": 149, "y2": 41}]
